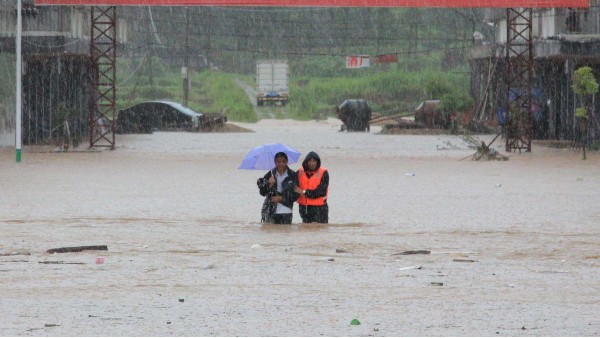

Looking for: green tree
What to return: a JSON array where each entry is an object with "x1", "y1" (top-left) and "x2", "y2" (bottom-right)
[
  {"x1": 572, "y1": 66, "x2": 598, "y2": 160},
  {"x1": 425, "y1": 79, "x2": 452, "y2": 99},
  {"x1": 439, "y1": 91, "x2": 473, "y2": 131}
]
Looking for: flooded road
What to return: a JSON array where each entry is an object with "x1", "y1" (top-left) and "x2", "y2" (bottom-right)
[{"x1": 1, "y1": 118, "x2": 599, "y2": 336}]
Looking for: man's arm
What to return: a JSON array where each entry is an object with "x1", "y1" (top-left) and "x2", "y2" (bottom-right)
[{"x1": 288, "y1": 170, "x2": 300, "y2": 202}]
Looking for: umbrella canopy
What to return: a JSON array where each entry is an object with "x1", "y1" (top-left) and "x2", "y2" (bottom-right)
[{"x1": 238, "y1": 143, "x2": 301, "y2": 170}]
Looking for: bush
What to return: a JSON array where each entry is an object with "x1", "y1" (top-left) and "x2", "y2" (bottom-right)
[
  {"x1": 288, "y1": 90, "x2": 318, "y2": 120},
  {"x1": 196, "y1": 71, "x2": 257, "y2": 122},
  {"x1": 440, "y1": 91, "x2": 474, "y2": 113},
  {"x1": 425, "y1": 79, "x2": 453, "y2": 99}
]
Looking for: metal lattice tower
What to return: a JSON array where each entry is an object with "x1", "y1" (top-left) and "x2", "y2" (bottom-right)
[
  {"x1": 505, "y1": 8, "x2": 533, "y2": 153},
  {"x1": 89, "y1": 6, "x2": 116, "y2": 149}
]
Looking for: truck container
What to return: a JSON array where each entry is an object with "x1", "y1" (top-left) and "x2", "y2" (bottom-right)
[{"x1": 256, "y1": 60, "x2": 289, "y2": 106}]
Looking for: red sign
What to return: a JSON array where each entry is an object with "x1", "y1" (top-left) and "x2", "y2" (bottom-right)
[
  {"x1": 374, "y1": 54, "x2": 398, "y2": 64},
  {"x1": 35, "y1": 0, "x2": 589, "y2": 8}
]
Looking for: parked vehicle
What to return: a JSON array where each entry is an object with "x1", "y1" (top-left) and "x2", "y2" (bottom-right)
[
  {"x1": 336, "y1": 99, "x2": 372, "y2": 132},
  {"x1": 256, "y1": 60, "x2": 289, "y2": 106}
]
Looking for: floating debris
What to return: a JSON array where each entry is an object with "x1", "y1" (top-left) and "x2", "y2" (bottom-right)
[
  {"x1": 0, "y1": 251, "x2": 30, "y2": 256},
  {"x1": 536, "y1": 270, "x2": 569, "y2": 274},
  {"x1": 462, "y1": 134, "x2": 508, "y2": 161},
  {"x1": 392, "y1": 250, "x2": 431, "y2": 256},
  {"x1": 47, "y1": 245, "x2": 108, "y2": 254}
]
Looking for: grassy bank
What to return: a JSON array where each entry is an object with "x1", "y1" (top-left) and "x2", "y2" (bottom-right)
[
  {"x1": 117, "y1": 59, "x2": 257, "y2": 122},
  {"x1": 116, "y1": 55, "x2": 471, "y2": 123}
]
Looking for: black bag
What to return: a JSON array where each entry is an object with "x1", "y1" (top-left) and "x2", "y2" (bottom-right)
[{"x1": 261, "y1": 195, "x2": 277, "y2": 223}]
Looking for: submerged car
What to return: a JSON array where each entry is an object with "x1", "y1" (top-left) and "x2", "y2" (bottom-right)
[{"x1": 116, "y1": 100, "x2": 203, "y2": 134}]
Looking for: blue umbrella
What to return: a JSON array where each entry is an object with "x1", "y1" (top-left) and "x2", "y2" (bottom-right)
[{"x1": 238, "y1": 143, "x2": 301, "y2": 170}]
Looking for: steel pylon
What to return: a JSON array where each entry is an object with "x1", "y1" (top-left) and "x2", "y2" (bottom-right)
[
  {"x1": 504, "y1": 8, "x2": 533, "y2": 153},
  {"x1": 89, "y1": 6, "x2": 116, "y2": 149}
]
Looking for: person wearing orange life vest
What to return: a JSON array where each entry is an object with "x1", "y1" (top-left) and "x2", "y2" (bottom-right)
[{"x1": 294, "y1": 151, "x2": 329, "y2": 223}]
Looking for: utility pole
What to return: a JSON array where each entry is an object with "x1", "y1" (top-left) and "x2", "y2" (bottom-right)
[
  {"x1": 15, "y1": 0, "x2": 23, "y2": 163},
  {"x1": 183, "y1": 6, "x2": 189, "y2": 107},
  {"x1": 147, "y1": 6, "x2": 161, "y2": 86}
]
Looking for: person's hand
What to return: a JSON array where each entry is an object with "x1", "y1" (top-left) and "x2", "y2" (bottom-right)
[
  {"x1": 268, "y1": 176, "x2": 276, "y2": 187},
  {"x1": 270, "y1": 195, "x2": 283, "y2": 203},
  {"x1": 294, "y1": 186, "x2": 303, "y2": 194}
]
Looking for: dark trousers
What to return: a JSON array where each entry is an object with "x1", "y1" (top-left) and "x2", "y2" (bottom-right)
[
  {"x1": 299, "y1": 204, "x2": 328, "y2": 224},
  {"x1": 270, "y1": 213, "x2": 293, "y2": 224}
]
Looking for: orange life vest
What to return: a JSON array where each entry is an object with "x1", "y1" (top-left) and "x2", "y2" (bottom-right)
[{"x1": 297, "y1": 167, "x2": 328, "y2": 206}]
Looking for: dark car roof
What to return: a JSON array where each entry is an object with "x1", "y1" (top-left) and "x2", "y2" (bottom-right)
[
  {"x1": 122, "y1": 100, "x2": 203, "y2": 118},
  {"x1": 117, "y1": 100, "x2": 204, "y2": 134}
]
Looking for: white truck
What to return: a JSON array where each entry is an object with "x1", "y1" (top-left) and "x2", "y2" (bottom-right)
[{"x1": 256, "y1": 60, "x2": 289, "y2": 106}]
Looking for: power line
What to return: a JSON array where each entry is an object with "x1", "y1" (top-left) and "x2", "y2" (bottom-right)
[
  {"x1": 22, "y1": 38, "x2": 82, "y2": 49},
  {"x1": 124, "y1": 40, "x2": 472, "y2": 57},
  {"x1": 8, "y1": 5, "x2": 597, "y2": 62}
]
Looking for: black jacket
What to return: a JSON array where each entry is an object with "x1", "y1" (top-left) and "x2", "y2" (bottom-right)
[
  {"x1": 299, "y1": 151, "x2": 329, "y2": 201},
  {"x1": 258, "y1": 167, "x2": 300, "y2": 209}
]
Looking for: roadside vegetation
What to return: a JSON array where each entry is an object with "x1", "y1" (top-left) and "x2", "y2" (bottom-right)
[
  {"x1": 117, "y1": 58, "x2": 257, "y2": 122},
  {"x1": 0, "y1": 54, "x2": 16, "y2": 116},
  {"x1": 116, "y1": 51, "x2": 471, "y2": 123},
  {"x1": 113, "y1": 7, "x2": 482, "y2": 123}
]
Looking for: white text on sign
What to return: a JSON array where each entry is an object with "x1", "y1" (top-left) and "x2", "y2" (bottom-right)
[{"x1": 346, "y1": 55, "x2": 370, "y2": 69}]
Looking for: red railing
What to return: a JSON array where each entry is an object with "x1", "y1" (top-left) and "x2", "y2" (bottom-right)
[{"x1": 35, "y1": 0, "x2": 588, "y2": 8}]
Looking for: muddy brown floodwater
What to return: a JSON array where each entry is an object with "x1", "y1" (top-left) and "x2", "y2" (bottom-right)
[{"x1": 1, "y1": 118, "x2": 599, "y2": 336}]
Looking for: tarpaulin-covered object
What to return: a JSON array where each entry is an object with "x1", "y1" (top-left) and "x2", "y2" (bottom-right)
[
  {"x1": 36, "y1": 0, "x2": 588, "y2": 8},
  {"x1": 336, "y1": 99, "x2": 372, "y2": 132}
]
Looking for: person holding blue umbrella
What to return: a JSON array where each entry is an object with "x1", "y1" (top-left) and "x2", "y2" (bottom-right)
[{"x1": 257, "y1": 152, "x2": 300, "y2": 224}]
